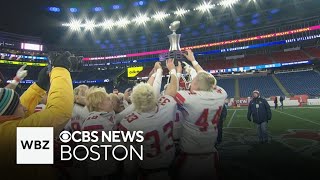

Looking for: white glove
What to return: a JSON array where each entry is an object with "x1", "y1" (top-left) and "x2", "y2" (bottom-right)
[
  {"x1": 16, "y1": 65, "x2": 28, "y2": 80},
  {"x1": 12, "y1": 65, "x2": 28, "y2": 85}
]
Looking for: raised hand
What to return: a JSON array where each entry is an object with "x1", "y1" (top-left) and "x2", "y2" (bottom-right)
[
  {"x1": 16, "y1": 65, "x2": 28, "y2": 81},
  {"x1": 166, "y1": 58, "x2": 175, "y2": 71},
  {"x1": 183, "y1": 49, "x2": 196, "y2": 62},
  {"x1": 177, "y1": 61, "x2": 182, "y2": 74}
]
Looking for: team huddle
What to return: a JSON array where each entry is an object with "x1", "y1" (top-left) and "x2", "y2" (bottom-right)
[{"x1": 57, "y1": 50, "x2": 227, "y2": 180}]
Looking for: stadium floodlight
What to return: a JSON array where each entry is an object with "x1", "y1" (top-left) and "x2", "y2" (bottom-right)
[
  {"x1": 195, "y1": 1, "x2": 215, "y2": 12},
  {"x1": 219, "y1": 0, "x2": 240, "y2": 7},
  {"x1": 112, "y1": 4, "x2": 123, "y2": 10},
  {"x1": 48, "y1": 7, "x2": 61, "y2": 13},
  {"x1": 94, "y1": 7, "x2": 103, "y2": 12},
  {"x1": 116, "y1": 18, "x2": 131, "y2": 28},
  {"x1": 69, "y1": 8, "x2": 78, "y2": 13},
  {"x1": 133, "y1": 14, "x2": 150, "y2": 25},
  {"x1": 69, "y1": 20, "x2": 82, "y2": 31},
  {"x1": 152, "y1": 11, "x2": 170, "y2": 21},
  {"x1": 62, "y1": 19, "x2": 82, "y2": 31},
  {"x1": 100, "y1": 19, "x2": 115, "y2": 29},
  {"x1": 84, "y1": 20, "x2": 96, "y2": 31},
  {"x1": 174, "y1": 8, "x2": 190, "y2": 16}
]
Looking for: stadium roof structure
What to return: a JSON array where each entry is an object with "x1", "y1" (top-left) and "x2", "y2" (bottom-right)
[{"x1": 1, "y1": 0, "x2": 320, "y2": 51}]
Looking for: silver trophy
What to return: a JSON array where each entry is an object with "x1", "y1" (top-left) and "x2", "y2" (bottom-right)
[{"x1": 159, "y1": 21, "x2": 185, "y2": 63}]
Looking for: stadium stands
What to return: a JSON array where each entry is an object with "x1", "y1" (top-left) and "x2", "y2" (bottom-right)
[
  {"x1": 275, "y1": 70, "x2": 320, "y2": 96},
  {"x1": 0, "y1": 48, "x2": 47, "y2": 62},
  {"x1": 239, "y1": 75, "x2": 284, "y2": 97},
  {"x1": 201, "y1": 58, "x2": 234, "y2": 70},
  {"x1": 236, "y1": 54, "x2": 273, "y2": 67},
  {"x1": 136, "y1": 67, "x2": 153, "y2": 78},
  {"x1": 272, "y1": 50, "x2": 309, "y2": 63},
  {"x1": 0, "y1": 67, "x2": 41, "y2": 81},
  {"x1": 217, "y1": 78, "x2": 235, "y2": 98},
  {"x1": 71, "y1": 69, "x2": 120, "y2": 81},
  {"x1": 304, "y1": 47, "x2": 320, "y2": 58},
  {"x1": 136, "y1": 66, "x2": 169, "y2": 78}
]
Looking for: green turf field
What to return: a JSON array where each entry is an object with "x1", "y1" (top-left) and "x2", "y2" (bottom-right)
[{"x1": 218, "y1": 106, "x2": 320, "y2": 180}]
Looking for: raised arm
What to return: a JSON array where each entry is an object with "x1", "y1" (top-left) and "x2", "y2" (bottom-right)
[
  {"x1": 164, "y1": 59, "x2": 178, "y2": 97},
  {"x1": 153, "y1": 62, "x2": 163, "y2": 98},
  {"x1": 18, "y1": 52, "x2": 74, "y2": 134},
  {"x1": 5, "y1": 65, "x2": 28, "y2": 90},
  {"x1": 147, "y1": 68, "x2": 156, "y2": 86},
  {"x1": 183, "y1": 49, "x2": 205, "y2": 73},
  {"x1": 20, "y1": 67, "x2": 50, "y2": 117}
]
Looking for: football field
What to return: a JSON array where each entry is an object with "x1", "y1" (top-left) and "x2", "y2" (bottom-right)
[{"x1": 218, "y1": 106, "x2": 320, "y2": 180}]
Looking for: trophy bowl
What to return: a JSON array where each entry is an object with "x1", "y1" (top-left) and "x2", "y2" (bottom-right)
[{"x1": 169, "y1": 21, "x2": 180, "y2": 33}]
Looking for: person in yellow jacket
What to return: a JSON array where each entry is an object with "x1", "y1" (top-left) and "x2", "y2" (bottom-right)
[{"x1": 0, "y1": 52, "x2": 74, "y2": 179}]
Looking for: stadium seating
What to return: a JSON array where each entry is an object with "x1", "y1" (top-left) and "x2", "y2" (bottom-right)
[
  {"x1": 136, "y1": 67, "x2": 169, "y2": 78},
  {"x1": 136, "y1": 67, "x2": 153, "y2": 78},
  {"x1": 201, "y1": 59, "x2": 234, "y2": 70},
  {"x1": 71, "y1": 69, "x2": 119, "y2": 81},
  {"x1": 239, "y1": 75, "x2": 284, "y2": 97},
  {"x1": 275, "y1": 70, "x2": 320, "y2": 96},
  {"x1": 236, "y1": 54, "x2": 273, "y2": 67},
  {"x1": 0, "y1": 67, "x2": 41, "y2": 81},
  {"x1": 271, "y1": 50, "x2": 309, "y2": 63},
  {"x1": 304, "y1": 47, "x2": 320, "y2": 58},
  {"x1": 217, "y1": 78, "x2": 235, "y2": 98}
]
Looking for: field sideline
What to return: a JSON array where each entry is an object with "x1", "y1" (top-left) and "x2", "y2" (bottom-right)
[{"x1": 218, "y1": 106, "x2": 320, "y2": 179}]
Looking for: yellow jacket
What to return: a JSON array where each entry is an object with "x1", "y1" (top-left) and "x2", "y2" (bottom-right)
[{"x1": 0, "y1": 67, "x2": 73, "y2": 179}]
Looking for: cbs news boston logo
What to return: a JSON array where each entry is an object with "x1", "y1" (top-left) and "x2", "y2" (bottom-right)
[
  {"x1": 16, "y1": 127, "x2": 54, "y2": 164},
  {"x1": 16, "y1": 127, "x2": 144, "y2": 164}
]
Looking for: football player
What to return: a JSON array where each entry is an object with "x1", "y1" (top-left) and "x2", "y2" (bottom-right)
[
  {"x1": 119, "y1": 59, "x2": 178, "y2": 180},
  {"x1": 81, "y1": 87, "x2": 119, "y2": 179},
  {"x1": 174, "y1": 50, "x2": 228, "y2": 180},
  {"x1": 64, "y1": 85, "x2": 89, "y2": 132}
]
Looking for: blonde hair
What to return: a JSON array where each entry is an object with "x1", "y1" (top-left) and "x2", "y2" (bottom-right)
[
  {"x1": 86, "y1": 87, "x2": 109, "y2": 112},
  {"x1": 117, "y1": 93, "x2": 124, "y2": 100},
  {"x1": 74, "y1": 84, "x2": 89, "y2": 96},
  {"x1": 195, "y1": 72, "x2": 217, "y2": 91},
  {"x1": 131, "y1": 83, "x2": 157, "y2": 113},
  {"x1": 109, "y1": 94, "x2": 120, "y2": 105},
  {"x1": 85, "y1": 86, "x2": 106, "y2": 96}
]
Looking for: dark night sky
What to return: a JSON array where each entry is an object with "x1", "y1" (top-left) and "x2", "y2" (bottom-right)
[
  {"x1": 0, "y1": 0, "x2": 50, "y2": 36},
  {"x1": 1, "y1": 0, "x2": 320, "y2": 50}
]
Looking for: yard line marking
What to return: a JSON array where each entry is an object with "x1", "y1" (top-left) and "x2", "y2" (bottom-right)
[
  {"x1": 227, "y1": 110, "x2": 237, "y2": 127},
  {"x1": 274, "y1": 110, "x2": 320, "y2": 126},
  {"x1": 227, "y1": 107, "x2": 320, "y2": 110}
]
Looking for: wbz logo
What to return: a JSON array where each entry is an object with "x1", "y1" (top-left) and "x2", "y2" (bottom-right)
[
  {"x1": 16, "y1": 127, "x2": 54, "y2": 164},
  {"x1": 20, "y1": 140, "x2": 50, "y2": 150}
]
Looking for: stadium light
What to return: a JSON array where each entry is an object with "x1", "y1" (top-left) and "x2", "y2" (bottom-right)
[
  {"x1": 93, "y1": 7, "x2": 103, "y2": 12},
  {"x1": 133, "y1": 1, "x2": 146, "y2": 6},
  {"x1": 112, "y1": 5, "x2": 121, "y2": 10},
  {"x1": 174, "y1": 8, "x2": 190, "y2": 16},
  {"x1": 219, "y1": 0, "x2": 240, "y2": 7},
  {"x1": 133, "y1": 14, "x2": 150, "y2": 25},
  {"x1": 69, "y1": 20, "x2": 82, "y2": 31},
  {"x1": 100, "y1": 19, "x2": 115, "y2": 29},
  {"x1": 152, "y1": 11, "x2": 170, "y2": 21},
  {"x1": 195, "y1": 1, "x2": 215, "y2": 12},
  {"x1": 48, "y1": 7, "x2": 61, "y2": 13},
  {"x1": 84, "y1": 20, "x2": 96, "y2": 31},
  {"x1": 69, "y1": 8, "x2": 78, "y2": 13},
  {"x1": 116, "y1": 18, "x2": 131, "y2": 28}
]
